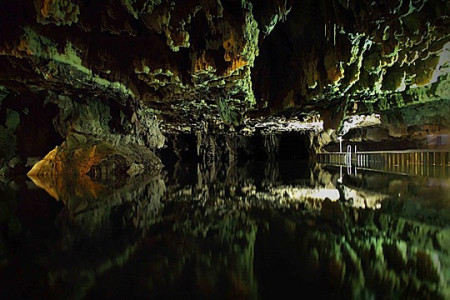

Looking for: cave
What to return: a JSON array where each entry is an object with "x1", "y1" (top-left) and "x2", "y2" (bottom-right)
[
  {"x1": 278, "y1": 132, "x2": 310, "y2": 161},
  {"x1": 0, "y1": 1, "x2": 449, "y2": 299}
]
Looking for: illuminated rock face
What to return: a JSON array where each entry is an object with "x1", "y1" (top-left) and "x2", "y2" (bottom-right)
[
  {"x1": 0, "y1": 0, "x2": 449, "y2": 173},
  {"x1": 252, "y1": 0, "x2": 450, "y2": 114},
  {"x1": 27, "y1": 140, "x2": 162, "y2": 200},
  {"x1": 24, "y1": 93, "x2": 163, "y2": 198}
]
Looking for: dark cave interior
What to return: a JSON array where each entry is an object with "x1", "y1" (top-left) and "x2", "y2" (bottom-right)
[{"x1": 0, "y1": 1, "x2": 449, "y2": 299}]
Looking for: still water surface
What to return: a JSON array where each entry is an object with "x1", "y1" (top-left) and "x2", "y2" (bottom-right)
[{"x1": 1, "y1": 160, "x2": 449, "y2": 299}]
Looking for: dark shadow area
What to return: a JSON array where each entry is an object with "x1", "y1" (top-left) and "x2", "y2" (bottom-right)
[
  {"x1": 254, "y1": 214, "x2": 341, "y2": 300},
  {"x1": 159, "y1": 133, "x2": 198, "y2": 165},
  {"x1": 0, "y1": 92, "x2": 63, "y2": 175},
  {"x1": 252, "y1": 0, "x2": 327, "y2": 110},
  {"x1": 237, "y1": 134, "x2": 268, "y2": 161},
  {"x1": 278, "y1": 132, "x2": 309, "y2": 161}
]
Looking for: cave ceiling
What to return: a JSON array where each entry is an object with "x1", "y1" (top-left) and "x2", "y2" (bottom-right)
[{"x1": 0, "y1": 0, "x2": 449, "y2": 132}]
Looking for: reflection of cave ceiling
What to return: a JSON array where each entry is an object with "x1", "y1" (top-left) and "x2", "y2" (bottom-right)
[
  {"x1": 21, "y1": 160, "x2": 450, "y2": 299},
  {"x1": 1, "y1": 0, "x2": 449, "y2": 127}
]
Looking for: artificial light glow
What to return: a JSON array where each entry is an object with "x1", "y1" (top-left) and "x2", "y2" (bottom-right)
[
  {"x1": 271, "y1": 187, "x2": 340, "y2": 202},
  {"x1": 341, "y1": 113, "x2": 381, "y2": 136},
  {"x1": 254, "y1": 119, "x2": 324, "y2": 132},
  {"x1": 343, "y1": 186, "x2": 387, "y2": 209}
]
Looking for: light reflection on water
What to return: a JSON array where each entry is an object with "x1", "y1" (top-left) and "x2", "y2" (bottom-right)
[{"x1": 1, "y1": 160, "x2": 449, "y2": 299}]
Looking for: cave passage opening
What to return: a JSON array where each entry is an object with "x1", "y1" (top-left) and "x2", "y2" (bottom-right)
[
  {"x1": 159, "y1": 131, "x2": 311, "y2": 165},
  {"x1": 278, "y1": 132, "x2": 310, "y2": 161}
]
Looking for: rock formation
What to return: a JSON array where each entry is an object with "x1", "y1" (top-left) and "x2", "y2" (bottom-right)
[
  {"x1": 1, "y1": 2, "x2": 449, "y2": 298},
  {"x1": 0, "y1": 0, "x2": 448, "y2": 177}
]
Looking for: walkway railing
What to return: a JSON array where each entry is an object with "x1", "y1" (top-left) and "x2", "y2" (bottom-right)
[{"x1": 317, "y1": 149, "x2": 450, "y2": 177}]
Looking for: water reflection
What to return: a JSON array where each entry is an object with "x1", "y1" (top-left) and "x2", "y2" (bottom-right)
[{"x1": 1, "y1": 160, "x2": 449, "y2": 299}]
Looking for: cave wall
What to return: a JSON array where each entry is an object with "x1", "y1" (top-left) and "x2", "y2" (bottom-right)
[
  {"x1": 0, "y1": 0, "x2": 449, "y2": 174},
  {"x1": 0, "y1": 91, "x2": 63, "y2": 177},
  {"x1": 0, "y1": 0, "x2": 293, "y2": 125},
  {"x1": 1, "y1": 0, "x2": 447, "y2": 119},
  {"x1": 254, "y1": 0, "x2": 449, "y2": 114}
]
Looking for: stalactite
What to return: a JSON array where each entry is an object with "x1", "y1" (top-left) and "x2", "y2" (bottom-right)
[{"x1": 333, "y1": 23, "x2": 336, "y2": 46}]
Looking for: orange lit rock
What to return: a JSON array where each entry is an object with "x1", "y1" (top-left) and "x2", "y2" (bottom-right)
[
  {"x1": 27, "y1": 146, "x2": 61, "y2": 178},
  {"x1": 27, "y1": 144, "x2": 109, "y2": 201},
  {"x1": 225, "y1": 57, "x2": 248, "y2": 75},
  {"x1": 324, "y1": 51, "x2": 344, "y2": 84},
  {"x1": 40, "y1": 0, "x2": 53, "y2": 18},
  {"x1": 223, "y1": 32, "x2": 238, "y2": 62},
  {"x1": 35, "y1": 0, "x2": 80, "y2": 26},
  {"x1": 193, "y1": 51, "x2": 216, "y2": 73},
  {"x1": 27, "y1": 138, "x2": 161, "y2": 202}
]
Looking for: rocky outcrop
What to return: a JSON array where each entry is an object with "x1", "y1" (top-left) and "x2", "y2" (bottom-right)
[
  {"x1": 27, "y1": 140, "x2": 162, "y2": 199},
  {"x1": 319, "y1": 98, "x2": 450, "y2": 152},
  {"x1": 1, "y1": 0, "x2": 448, "y2": 131},
  {"x1": 254, "y1": 0, "x2": 450, "y2": 114},
  {"x1": 0, "y1": 0, "x2": 289, "y2": 127},
  {"x1": 22, "y1": 93, "x2": 163, "y2": 201},
  {"x1": 1, "y1": 91, "x2": 164, "y2": 181}
]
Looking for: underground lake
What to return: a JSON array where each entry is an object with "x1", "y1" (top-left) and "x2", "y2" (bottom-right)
[
  {"x1": 1, "y1": 0, "x2": 450, "y2": 299},
  {"x1": 1, "y1": 154, "x2": 449, "y2": 299}
]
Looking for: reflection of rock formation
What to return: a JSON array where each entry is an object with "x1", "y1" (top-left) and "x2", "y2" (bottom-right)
[
  {"x1": 13, "y1": 158, "x2": 450, "y2": 299},
  {"x1": 83, "y1": 211, "x2": 260, "y2": 299},
  {"x1": 164, "y1": 160, "x2": 450, "y2": 299},
  {"x1": 63, "y1": 175, "x2": 166, "y2": 235},
  {"x1": 45, "y1": 168, "x2": 259, "y2": 299},
  {"x1": 254, "y1": 204, "x2": 449, "y2": 299},
  {"x1": 316, "y1": 164, "x2": 450, "y2": 226},
  {"x1": 167, "y1": 159, "x2": 390, "y2": 211},
  {"x1": 39, "y1": 173, "x2": 166, "y2": 300},
  {"x1": 28, "y1": 139, "x2": 162, "y2": 202},
  {"x1": 150, "y1": 205, "x2": 259, "y2": 299}
]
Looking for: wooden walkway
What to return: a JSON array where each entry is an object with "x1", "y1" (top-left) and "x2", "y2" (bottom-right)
[{"x1": 316, "y1": 149, "x2": 450, "y2": 177}]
